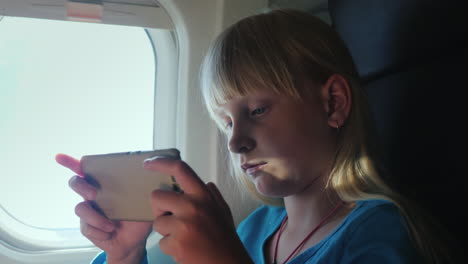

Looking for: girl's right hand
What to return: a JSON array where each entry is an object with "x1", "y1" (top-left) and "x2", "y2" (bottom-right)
[{"x1": 56, "y1": 154, "x2": 153, "y2": 264}]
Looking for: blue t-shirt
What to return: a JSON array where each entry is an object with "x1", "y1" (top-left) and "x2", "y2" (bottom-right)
[
  {"x1": 237, "y1": 199, "x2": 422, "y2": 264},
  {"x1": 91, "y1": 199, "x2": 422, "y2": 264}
]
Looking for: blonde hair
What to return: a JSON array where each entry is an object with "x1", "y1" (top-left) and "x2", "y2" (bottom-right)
[{"x1": 200, "y1": 9, "x2": 457, "y2": 264}]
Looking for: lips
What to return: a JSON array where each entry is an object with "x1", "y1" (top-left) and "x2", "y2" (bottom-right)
[{"x1": 241, "y1": 162, "x2": 267, "y2": 174}]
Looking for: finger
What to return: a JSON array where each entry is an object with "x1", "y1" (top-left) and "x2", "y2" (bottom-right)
[
  {"x1": 150, "y1": 190, "x2": 191, "y2": 217},
  {"x1": 69, "y1": 175, "x2": 97, "y2": 200},
  {"x1": 206, "y1": 182, "x2": 235, "y2": 227},
  {"x1": 55, "y1": 153, "x2": 83, "y2": 176},
  {"x1": 144, "y1": 157, "x2": 206, "y2": 196},
  {"x1": 153, "y1": 214, "x2": 178, "y2": 236},
  {"x1": 158, "y1": 235, "x2": 177, "y2": 259},
  {"x1": 75, "y1": 201, "x2": 115, "y2": 233},
  {"x1": 80, "y1": 219, "x2": 113, "y2": 242}
]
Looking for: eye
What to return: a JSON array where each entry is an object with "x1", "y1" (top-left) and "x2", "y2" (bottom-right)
[
  {"x1": 225, "y1": 121, "x2": 233, "y2": 129},
  {"x1": 251, "y1": 106, "x2": 266, "y2": 116}
]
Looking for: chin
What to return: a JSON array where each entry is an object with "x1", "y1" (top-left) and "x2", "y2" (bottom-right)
[{"x1": 253, "y1": 176, "x2": 286, "y2": 198}]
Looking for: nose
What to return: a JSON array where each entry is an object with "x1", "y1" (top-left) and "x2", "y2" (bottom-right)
[{"x1": 227, "y1": 123, "x2": 256, "y2": 154}]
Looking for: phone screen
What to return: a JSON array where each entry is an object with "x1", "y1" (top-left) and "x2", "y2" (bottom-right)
[{"x1": 81, "y1": 149, "x2": 180, "y2": 221}]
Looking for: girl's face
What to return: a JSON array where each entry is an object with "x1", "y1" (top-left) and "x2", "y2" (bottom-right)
[{"x1": 214, "y1": 84, "x2": 337, "y2": 198}]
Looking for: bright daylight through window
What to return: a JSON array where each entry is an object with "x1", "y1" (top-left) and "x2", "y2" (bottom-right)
[{"x1": 0, "y1": 16, "x2": 155, "y2": 239}]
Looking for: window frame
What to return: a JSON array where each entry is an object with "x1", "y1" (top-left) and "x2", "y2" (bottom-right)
[
  {"x1": 0, "y1": 0, "x2": 177, "y2": 262},
  {"x1": 0, "y1": 1, "x2": 269, "y2": 263}
]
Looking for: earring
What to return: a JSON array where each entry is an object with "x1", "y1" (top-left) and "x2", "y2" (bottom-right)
[{"x1": 335, "y1": 120, "x2": 341, "y2": 134}]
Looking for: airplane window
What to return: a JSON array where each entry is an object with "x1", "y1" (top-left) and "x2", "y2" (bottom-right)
[{"x1": 0, "y1": 16, "x2": 155, "y2": 248}]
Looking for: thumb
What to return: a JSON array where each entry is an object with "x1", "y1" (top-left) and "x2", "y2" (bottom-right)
[{"x1": 206, "y1": 182, "x2": 235, "y2": 228}]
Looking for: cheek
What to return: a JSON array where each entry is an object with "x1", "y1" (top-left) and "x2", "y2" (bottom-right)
[
  {"x1": 255, "y1": 121, "x2": 290, "y2": 146},
  {"x1": 261, "y1": 160, "x2": 290, "y2": 180},
  {"x1": 257, "y1": 125, "x2": 309, "y2": 159},
  {"x1": 263, "y1": 122, "x2": 333, "y2": 174}
]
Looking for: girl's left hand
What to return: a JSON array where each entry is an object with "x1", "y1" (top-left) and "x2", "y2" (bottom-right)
[{"x1": 144, "y1": 157, "x2": 253, "y2": 264}]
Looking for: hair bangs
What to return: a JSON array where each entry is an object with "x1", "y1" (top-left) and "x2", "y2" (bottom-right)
[{"x1": 201, "y1": 14, "x2": 305, "y2": 117}]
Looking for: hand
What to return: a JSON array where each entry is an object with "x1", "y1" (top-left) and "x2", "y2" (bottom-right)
[
  {"x1": 56, "y1": 154, "x2": 152, "y2": 264},
  {"x1": 144, "y1": 157, "x2": 253, "y2": 264}
]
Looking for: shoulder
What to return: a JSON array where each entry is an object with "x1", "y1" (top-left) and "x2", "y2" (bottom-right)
[
  {"x1": 343, "y1": 199, "x2": 409, "y2": 240},
  {"x1": 347, "y1": 199, "x2": 402, "y2": 226},
  {"x1": 345, "y1": 199, "x2": 410, "y2": 241},
  {"x1": 338, "y1": 199, "x2": 422, "y2": 263}
]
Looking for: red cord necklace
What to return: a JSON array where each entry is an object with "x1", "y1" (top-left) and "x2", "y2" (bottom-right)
[{"x1": 272, "y1": 201, "x2": 344, "y2": 264}]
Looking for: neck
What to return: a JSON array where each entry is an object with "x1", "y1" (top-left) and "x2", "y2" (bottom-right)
[{"x1": 282, "y1": 176, "x2": 342, "y2": 233}]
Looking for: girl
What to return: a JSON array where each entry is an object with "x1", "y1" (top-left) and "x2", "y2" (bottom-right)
[{"x1": 57, "y1": 8, "x2": 457, "y2": 264}]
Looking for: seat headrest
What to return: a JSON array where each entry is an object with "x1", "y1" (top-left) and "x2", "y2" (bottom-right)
[{"x1": 329, "y1": 0, "x2": 468, "y2": 81}]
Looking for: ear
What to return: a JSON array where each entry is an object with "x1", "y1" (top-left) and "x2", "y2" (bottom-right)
[{"x1": 321, "y1": 74, "x2": 352, "y2": 129}]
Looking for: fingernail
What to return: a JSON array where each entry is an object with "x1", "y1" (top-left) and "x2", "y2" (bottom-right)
[
  {"x1": 144, "y1": 156, "x2": 160, "y2": 164},
  {"x1": 143, "y1": 159, "x2": 154, "y2": 168},
  {"x1": 143, "y1": 158, "x2": 153, "y2": 164},
  {"x1": 145, "y1": 155, "x2": 179, "y2": 162},
  {"x1": 144, "y1": 156, "x2": 174, "y2": 166}
]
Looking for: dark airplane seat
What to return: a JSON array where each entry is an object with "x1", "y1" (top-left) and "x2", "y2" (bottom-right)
[{"x1": 329, "y1": 0, "x2": 467, "y2": 258}]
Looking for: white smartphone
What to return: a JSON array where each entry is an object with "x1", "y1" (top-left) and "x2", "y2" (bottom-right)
[{"x1": 80, "y1": 148, "x2": 181, "y2": 222}]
